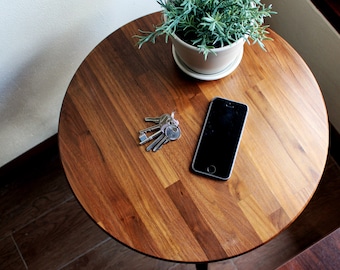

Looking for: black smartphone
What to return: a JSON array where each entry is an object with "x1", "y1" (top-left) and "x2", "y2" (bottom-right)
[{"x1": 191, "y1": 97, "x2": 248, "y2": 181}]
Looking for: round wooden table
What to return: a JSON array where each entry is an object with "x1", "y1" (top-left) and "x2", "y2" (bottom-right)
[{"x1": 58, "y1": 13, "x2": 329, "y2": 266}]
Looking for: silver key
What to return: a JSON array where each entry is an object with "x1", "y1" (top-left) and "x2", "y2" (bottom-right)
[
  {"x1": 139, "y1": 122, "x2": 170, "y2": 145},
  {"x1": 138, "y1": 133, "x2": 148, "y2": 142},
  {"x1": 153, "y1": 124, "x2": 181, "y2": 152},
  {"x1": 144, "y1": 113, "x2": 170, "y2": 124},
  {"x1": 139, "y1": 114, "x2": 171, "y2": 134},
  {"x1": 146, "y1": 133, "x2": 165, "y2": 151}
]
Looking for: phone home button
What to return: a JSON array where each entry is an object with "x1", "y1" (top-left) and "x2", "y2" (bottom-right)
[{"x1": 207, "y1": 165, "x2": 216, "y2": 174}]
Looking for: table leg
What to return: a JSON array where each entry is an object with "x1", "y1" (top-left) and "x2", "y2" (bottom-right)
[{"x1": 196, "y1": 263, "x2": 208, "y2": 270}]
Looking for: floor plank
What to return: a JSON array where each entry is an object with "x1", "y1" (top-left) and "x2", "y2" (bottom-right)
[
  {"x1": 277, "y1": 228, "x2": 340, "y2": 270},
  {"x1": 0, "y1": 235, "x2": 26, "y2": 270},
  {"x1": 60, "y1": 237, "x2": 196, "y2": 270},
  {"x1": 0, "y1": 154, "x2": 73, "y2": 237},
  {"x1": 13, "y1": 198, "x2": 109, "y2": 269}
]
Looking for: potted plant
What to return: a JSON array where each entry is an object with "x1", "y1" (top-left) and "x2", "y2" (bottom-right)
[{"x1": 135, "y1": 0, "x2": 276, "y2": 79}]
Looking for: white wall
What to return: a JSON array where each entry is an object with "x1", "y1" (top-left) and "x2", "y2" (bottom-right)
[
  {"x1": 0, "y1": 1, "x2": 159, "y2": 167},
  {"x1": 262, "y1": 0, "x2": 340, "y2": 133}
]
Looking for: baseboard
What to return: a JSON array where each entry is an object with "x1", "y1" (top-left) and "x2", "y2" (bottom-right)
[
  {"x1": 330, "y1": 124, "x2": 340, "y2": 165},
  {"x1": 311, "y1": 0, "x2": 340, "y2": 33},
  {"x1": 0, "y1": 134, "x2": 59, "y2": 182}
]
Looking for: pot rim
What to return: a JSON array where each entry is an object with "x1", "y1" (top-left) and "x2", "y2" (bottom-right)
[{"x1": 171, "y1": 33, "x2": 248, "y2": 53}]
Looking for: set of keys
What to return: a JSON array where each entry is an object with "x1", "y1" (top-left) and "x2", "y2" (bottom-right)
[{"x1": 138, "y1": 112, "x2": 181, "y2": 152}]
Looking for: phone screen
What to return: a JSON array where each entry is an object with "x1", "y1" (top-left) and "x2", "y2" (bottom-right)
[{"x1": 191, "y1": 97, "x2": 248, "y2": 180}]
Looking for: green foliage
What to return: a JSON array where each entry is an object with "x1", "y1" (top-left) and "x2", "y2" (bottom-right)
[{"x1": 135, "y1": 0, "x2": 276, "y2": 58}]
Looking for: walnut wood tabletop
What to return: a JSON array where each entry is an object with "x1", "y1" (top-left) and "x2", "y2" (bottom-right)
[{"x1": 58, "y1": 12, "x2": 329, "y2": 264}]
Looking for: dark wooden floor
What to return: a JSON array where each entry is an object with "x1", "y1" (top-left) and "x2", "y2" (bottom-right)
[
  {"x1": 1, "y1": 140, "x2": 339, "y2": 270},
  {"x1": 277, "y1": 228, "x2": 340, "y2": 270}
]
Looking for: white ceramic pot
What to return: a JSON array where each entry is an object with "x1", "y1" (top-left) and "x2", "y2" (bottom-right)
[{"x1": 171, "y1": 34, "x2": 246, "y2": 79}]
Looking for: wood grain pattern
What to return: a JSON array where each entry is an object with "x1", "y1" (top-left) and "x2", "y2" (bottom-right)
[
  {"x1": 0, "y1": 236, "x2": 26, "y2": 270},
  {"x1": 0, "y1": 148, "x2": 73, "y2": 237},
  {"x1": 13, "y1": 198, "x2": 109, "y2": 269},
  {"x1": 277, "y1": 228, "x2": 340, "y2": 270},
  {"x1": 58, "y1": 12, "x2": 329, "y2": 263}
]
